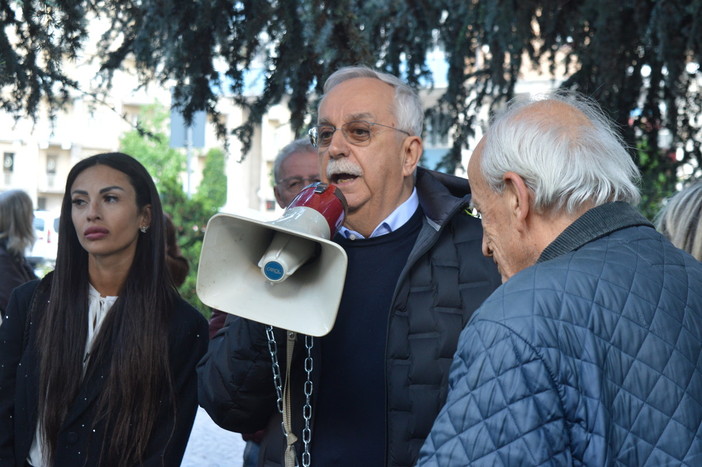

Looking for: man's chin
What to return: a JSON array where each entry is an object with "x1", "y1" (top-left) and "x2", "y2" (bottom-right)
[
  {"x1": 331, "y1": 177, "x2": 361, "y2": 202},
  {"x1": 336, "y1": 191, "x2": 363, "y2": 217}
]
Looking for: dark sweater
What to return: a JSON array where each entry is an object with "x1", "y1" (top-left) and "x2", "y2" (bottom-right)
[{"x1": 311, "y1": 206, "x2": 424, "y2": 466}]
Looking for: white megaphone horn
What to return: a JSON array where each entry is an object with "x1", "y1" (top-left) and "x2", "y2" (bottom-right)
[{"x1": 196, "y1": 183, "x2": 348, "y2": 336}]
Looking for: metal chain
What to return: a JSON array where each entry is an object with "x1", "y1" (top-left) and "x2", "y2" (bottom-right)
[
  {"x1": 265, "y1": 326, "x2": 284, "y2": 415},
  {"x1": 301, "y1": 335, "x2": 314, "y2": 467},
  {"x1": 265, "y1": 326, "x2": 315, "y2": 467}
]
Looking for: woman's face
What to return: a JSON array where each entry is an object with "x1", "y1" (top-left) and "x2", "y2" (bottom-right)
[{"x1": 70, "y1": 164, "x2": 151, "y2": 263}]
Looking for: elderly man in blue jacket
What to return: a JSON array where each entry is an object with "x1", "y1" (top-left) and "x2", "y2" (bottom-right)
[{"x1": 418, "y1": 91, "x2": 702, "y2": 466}]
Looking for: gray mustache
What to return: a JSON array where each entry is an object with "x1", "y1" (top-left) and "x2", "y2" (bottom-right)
[{"x1": 327, "y1": 159, "x2": 363, "y2": 178}]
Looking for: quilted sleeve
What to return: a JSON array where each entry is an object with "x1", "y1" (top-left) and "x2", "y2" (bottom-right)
[
  {"x1": 417, "y1": 318, "x2": 572, "y2": 466},
  {"x1": 196, "y1": 315, "x2": 280, "y2": 433}
]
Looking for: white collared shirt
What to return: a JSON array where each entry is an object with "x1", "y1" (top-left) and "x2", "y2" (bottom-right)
[
  {"x1": 338, "y1": 188, "x2": 419, "y2": 240},
  {"x1": 83, "y1": 284, "x2": 117, "y2": 367}
]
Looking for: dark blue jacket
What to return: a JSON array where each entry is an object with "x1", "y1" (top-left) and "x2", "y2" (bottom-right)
[
  {"x1": 197, "y1": 168, "x2": 502, "y2": 466},
  {"x1": 419, "y1": 202, "x2": 702, "y2": 466}
]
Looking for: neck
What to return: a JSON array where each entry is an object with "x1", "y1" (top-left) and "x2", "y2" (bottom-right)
[
  {"x1": 88, "y1": 255, "x2": 133, "y2": 297},
  {"x1": 343, "y1": 215, "x2": 383, "y2": 238},
  {"x1": 530, "y1": 206, "x2": 591, "y2": 254},
  {"x1": 343, "y1": 180, "x2": 414, "y2": 237}
]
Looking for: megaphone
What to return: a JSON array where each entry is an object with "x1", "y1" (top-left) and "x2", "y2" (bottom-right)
[{"x1": 196, "y1": 183, "x2": 348, "y2": 336}]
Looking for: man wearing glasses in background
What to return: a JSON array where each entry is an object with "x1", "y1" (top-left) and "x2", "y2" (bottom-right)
[
  {"x1": 273, "y1": 138, "x2": 321, "y2": 209},
  {"x1": 198, "y1": 66, "x2": 501, "y2": 467}
]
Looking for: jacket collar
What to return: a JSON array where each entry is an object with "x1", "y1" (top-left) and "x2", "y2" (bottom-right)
[
  {"x1": 415, "y1": 167, "x2": 470, "y2": 228},
  {"x1": 538, "y1": 202, "x2": 654, "y2": 263}
]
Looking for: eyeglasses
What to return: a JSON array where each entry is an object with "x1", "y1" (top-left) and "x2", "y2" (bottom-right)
[
  {"x1": 276, "y1": 176, "x2": 321, "y2": 192},
  {"x1": 308, "y1": 120, "x2": 410, "y2": 148}
]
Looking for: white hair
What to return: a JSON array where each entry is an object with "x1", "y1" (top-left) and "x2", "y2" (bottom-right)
[
  {"x1": 655, "y1": 181, "x2": 702, "y2": 261},
  {"x1": 273, "y1": 138, "x2": 316, "y2": 182},
  {"x1": 481, "y1": 91, "x2": 641, "y2": 215},
  {"x1": 322, "y1": 66, "x2": 424, "y2": 137}
]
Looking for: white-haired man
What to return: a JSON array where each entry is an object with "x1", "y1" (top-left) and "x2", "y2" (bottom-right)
[
  {"x1": 197, "y1": 66, "x2": 501, "y2": 466},
  {"x1": 418, "y1": 92, "x2": 702, "y2": 465},
  {"x1": 272, "y1": 138, "x2": 320, "y2": 208}
]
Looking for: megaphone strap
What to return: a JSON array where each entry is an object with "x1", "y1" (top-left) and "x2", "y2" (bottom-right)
[{"x1": 283, "y1": 331, "x2": 297, "y2": 467}]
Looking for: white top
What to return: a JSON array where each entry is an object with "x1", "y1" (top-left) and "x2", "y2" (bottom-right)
[{"x1": 27, "y1": 285, "x2": 117, "y2": 466}]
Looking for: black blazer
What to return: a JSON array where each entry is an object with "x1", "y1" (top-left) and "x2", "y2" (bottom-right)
[{"x1": 0, "y1": 278, "x2": 209, "y2": 467}]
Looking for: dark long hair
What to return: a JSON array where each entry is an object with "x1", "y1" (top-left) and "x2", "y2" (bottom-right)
[
  {"x1": 164, "y1": 213, "x2": 189, "y2": 287},
  {"x1": 35, "y1": 152, "x2": 177, "y2": 466}
]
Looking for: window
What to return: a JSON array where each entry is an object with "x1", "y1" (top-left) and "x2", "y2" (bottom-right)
[
  {"x1": 47, "y1": 154, "x2": 58, "y2": 187},
  {"x1": 47, "y1": 154, "x2": 57, "y2": 174},
  {"x1": 3, "y1": 152, "x2": 14, "y2": 172},
  {"x1": 3, "y1": 152, "x2": 13, "y2": 184}
]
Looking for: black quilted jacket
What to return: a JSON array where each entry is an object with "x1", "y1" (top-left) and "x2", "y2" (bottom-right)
[{"x1": 197, "y1": 168, "x2": 501, "y2": 466}]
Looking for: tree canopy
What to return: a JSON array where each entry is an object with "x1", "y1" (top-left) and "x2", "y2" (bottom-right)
[
  {"x1": 119, "y1": 102, "x2": 227, "y2": 314},
  {"x1": 2, "y1": 0, "x2": 701, "y2": 213}
]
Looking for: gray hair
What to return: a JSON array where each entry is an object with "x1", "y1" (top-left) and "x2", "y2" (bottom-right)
[
  {"x1": 0, "y1": 189, "x2": 36, "y2": 257},
  {"x1": 322, "y1": 66, "x2": 424, "y2": 137},
  {"x1": 655, "y1": 181, "x2": 702, "y2": 261},
  {"x1": 273, "y1": 138, "x2": 317, "y2": 183},
  {"x1": 480, "y1": 91, "x2": 641, "y2": 215}
]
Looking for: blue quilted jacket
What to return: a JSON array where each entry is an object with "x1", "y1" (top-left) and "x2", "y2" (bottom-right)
[{"x1": 418, "y1": 202, "x2": 702, "y2": 466}]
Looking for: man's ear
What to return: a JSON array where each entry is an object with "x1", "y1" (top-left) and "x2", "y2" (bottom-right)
[
  {"x1": 401, "y1": 136, "x2": 422, "y2": 177},
  {"x1": 503, "y1": 172, "x2": 532, "y2": 225}
]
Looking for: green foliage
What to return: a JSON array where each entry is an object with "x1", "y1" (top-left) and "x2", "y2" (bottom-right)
[
  {"x1": 3, "y1": 0, "x2": 702, "y2": 216},
  {"x1": 119, "y1": 103, "x2": 227, "y2": 316},
  {"x1": 0, "y1": 0, "x2": 84, "y2": 118},
  {"x1": 119, "y1": 104, "x2": 186, "y2": 187},
  {"x1": 194, "y1": 148, "x2": 228, "y2": 209},
  {"x1": 636, "y1": 139, "x2": 679, "y2": 221}
]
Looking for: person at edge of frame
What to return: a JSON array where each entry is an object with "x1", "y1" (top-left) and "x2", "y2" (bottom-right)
[{"x1": 418, "y1": 91, "x2": 702, "y2": 466}]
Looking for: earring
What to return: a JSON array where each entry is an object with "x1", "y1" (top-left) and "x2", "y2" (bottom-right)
[{"x1": 140, "y1": 226, "x2": 148, "y2": 233}]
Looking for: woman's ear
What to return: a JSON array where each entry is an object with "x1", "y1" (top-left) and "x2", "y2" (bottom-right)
[{"x1": 141, "y1": 204, "x2": 153, "y2": 229}]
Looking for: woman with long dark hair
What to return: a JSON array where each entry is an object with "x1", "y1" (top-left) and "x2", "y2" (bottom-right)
[{"x1": 0, "y1": 152, "x2": 208, "y2": 466}]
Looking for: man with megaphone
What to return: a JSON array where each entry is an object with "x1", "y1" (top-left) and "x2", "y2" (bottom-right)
[
  {"x1": 197, "y1": 66, "x2": 502, "y2": 467},
  {"x1": 204, "y1": 137, "x2": 321, "y2": 467}
]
